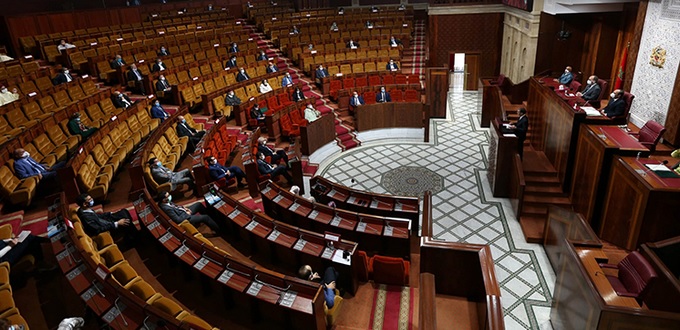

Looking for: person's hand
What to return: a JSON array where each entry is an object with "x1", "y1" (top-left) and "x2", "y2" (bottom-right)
[
  {"x1": 311, "y1": 272, "x2": 320, "y2": 280},
  {"x1": 117, "y1": 219, "x2": 131, "y2": 226},
  {"x1": 576, "y1": 92, "x2": 582, "y2": 97},
  {"x1": 226, "y1": 170, "x2": 231, "y2": 176},
  {"x1": 8, "y1": 238, "x2": 19, "y2": 247},
  {"x1": 37, "y1": 173, "x2": 43, "y2": 180},
  {"x1": 183, "y1": 207, "x2": 192, "y2": 214},
  {"x1": 326, "y1": 281, "x2": 336, "y2": 290}
]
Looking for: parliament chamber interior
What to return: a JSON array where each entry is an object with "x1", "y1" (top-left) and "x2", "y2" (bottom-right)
[{"x1": 1, "y1": 0, "x2": 680, "y2": 329}]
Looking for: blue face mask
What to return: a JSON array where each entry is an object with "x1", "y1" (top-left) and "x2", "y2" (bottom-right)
[
  {"x1": 88, "y1": 200, "x2": 94, "y2": 207},
  {"x1": 157, "y1": 161, "x2": 162, "y2": 167},
  {"x1": 181, "y1": 119, "x2": 186, "y2": 123},
  {"x1": 155, "y1": 102, "x2": 160, "y2": 106}
]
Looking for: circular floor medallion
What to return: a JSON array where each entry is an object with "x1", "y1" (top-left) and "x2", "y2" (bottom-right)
[{"x1": 381, "y1": 166, "x2": 444, "y2": 197}]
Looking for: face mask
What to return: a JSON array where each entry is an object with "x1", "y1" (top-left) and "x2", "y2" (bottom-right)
[
  {"x1": 240, "y1": 70, "x2": 245, "y2": 73},
  {"x1": 161, "y1": 48, "x2": 165, "y2": 51},
  {"x1": 564, "y1": 70, "x2": 569, "y2": 73},
  {"x1": 211, "y1": 159, "x2": 217, "y2": 165},
  {"x1": 586, "y1": 80, "x2": 592, "y2": 85},
  {"x1": 75, "y1": 118, "x2": 81, "y2": 122},
  {"x1": 155, "y1": 102, "x2": 160, "y2": 106},
  {"x1": 157, "y1": 161, "x2": 162, "y2": 167},
  {"x1": 381, "y1": 89, "x2": 385, "y2": 92},
  {"x1": 610, "y1": 93, "x2": 616, "y2": 99},
  {"x1": 88, "y1": 200, "x2": 95, "y2": 207},
  {"x1": 64, "y1": 70, "x2": 69, "y2": 74},
  {"x1": 1, "y1": 88, "x2": 7, "y2": 93},
  {"x1": 167, "y1": 195, "x2": 172, "y2": 202},
  {"x1": 22, "y1": 151, "x2": 30, "y2": 158}
]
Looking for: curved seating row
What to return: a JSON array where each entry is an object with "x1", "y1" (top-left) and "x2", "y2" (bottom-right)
[
  {"x1": 133, "y1": 188, "x2": 330, "y2": 329},
  {"x1": 298, "y1": 45, "x2": 401, "y2": 72},
  {"x1": 191, "y1": 118, "x2": 242, "y2": 193},
  {"x1": 269, "y1": 21, "x2": 412, "y2": 42},
  {"x1": 1, "y1": 76, "x2": 99, "y2": 118},
  {"x1": 326, "y1": 72, "x2": 420, "y2": 99},
  {"x1": 0, "y1": 60, "x2": 43, "y2": 84},
  {"x1": 0, "y1": 259, "x2": 30, "y2": 329},
  {"x1": 286, "y1": 34, "x2": 410, "y2": 59}
]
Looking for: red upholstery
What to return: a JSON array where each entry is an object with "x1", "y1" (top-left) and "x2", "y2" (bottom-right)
[
  {"x1": 355, "y1": 76, "x2": 368, "y2": 88},
  {"x1": 290, "y1": 108, "x2": 307, "y2": 126},
  {"x1": 599, "y1": 251, "x2": 657, "y2": 304},
  {"x1": 280, "y1": 114, "x2": 300, "y2": 137},
  {"x1": 278, "y1": 93, "x2": 293, "y2": 107},
  {"x1": 257, "y1": 99, "x2": 268, "y2": 110},
  {"x1": 382, "y1": 74, "x2": 395, "y2": 85},
  {"x1": 343, "y1": 78, "x2": 355, "y2": 89},
  {"x1": 569, "y1": 80, "x2": 581, "y2": 92},
  {"x1": 329, "y1": 80, "x2": 343, "y2": 99},
  {"x1": 355, "y1": 251, "x2": 372, "y2": 282},
  {"x1": 494, "y1": 74, "x2": 506, "y2": 86},
  {"x1": 407, "y1": 75, "x2": 419, "y2": 84},
  {"x1": 364, "y1": 91, "x2": 376, "y2": 104},
  {"x1": 395, "y1": 74, "x2": 407, "y2": 84},
  {"x1": 631, "y1": 120, "x2": 665, "y2": 152},
  {"x1": 371, "y1": 255, "x2": 410, "y2": 286},
  {"x1": 369, "y1": 75, "x2": 381, "y2": 86},
  {"x1": 404, "y1": 89, "x2": 418, "y2": 102},
  {"x1": 620, "y1": 91, "x2": 635, "y2": 121},
  {"x1": 267, "y1": 97, "x2": 282, "y2": 112},
  {"x1": 390, "y1": 89, "x2": 403, "y2": 102},
  {"x1": 594, "y1": 79, "x2": 609, "y2": 108}
]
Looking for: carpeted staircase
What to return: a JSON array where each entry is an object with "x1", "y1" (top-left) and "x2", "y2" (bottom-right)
[{"x1": 402, "y1": 20, "x2": 427, "y2": 83}]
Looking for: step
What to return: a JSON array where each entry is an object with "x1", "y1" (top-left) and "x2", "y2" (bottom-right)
[
  {"x1": 524, "y1": 185, "x2": 564, "y2": 195},
  {"x1": 337, "y1": 132, "x2": 355, "y2": 142},
  {"x1": 521, "y1": 204, "x2": 548, "y2": 216},
  {"x1": 522, "y1": 195, "x2": 571, "y2": 206},
  {"x1": 523, "y1": 173, "x2": 559, "y2": 184},
  {"x1": 519, "y1": 215, "x2": 546, "y2": 243}
]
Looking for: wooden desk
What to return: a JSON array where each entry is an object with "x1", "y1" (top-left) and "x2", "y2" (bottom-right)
[
  {"x1": 488, "y1": 117, "x2": 519, "y2": 197},
  {"x1": 576, "y1": 247, "x2": 640, "y2": 308},
  {"x1": 354, "y1": 102, "x2": 424, "y2": 131},
  {"x1": 300, "y1": 113, "x2": 335, "y2": 155},
  {"x1": 600, "y1": 156, "x2": 680, "y2": 250},
  {"x1": 571, "y1": 125, "x2": 650, "y2": 231}
]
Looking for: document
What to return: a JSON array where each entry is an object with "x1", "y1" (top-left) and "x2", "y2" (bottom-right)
[
  {"x1": 581, "y1": 106, "x2": 602, "y2": 117},
  {"x1": 645, "y1": 164, "x2": 671, "y2": 172},
  {"x1": 17, "y1": 230, "x2": 31, "y2": 243}
]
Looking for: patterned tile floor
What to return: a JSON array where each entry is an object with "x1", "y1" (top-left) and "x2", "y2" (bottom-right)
[{"x1": 313, "y1": 88, "x2": 555, "y2": 329}]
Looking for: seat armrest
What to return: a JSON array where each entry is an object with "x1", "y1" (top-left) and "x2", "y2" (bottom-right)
[{"x1": 598, "y1": 263, "x2": 617, "y2": 269}]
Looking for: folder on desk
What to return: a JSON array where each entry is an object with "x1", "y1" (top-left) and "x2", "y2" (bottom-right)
[{"x1": 581, "y1": 106, "x2": 602, "y2": 116}]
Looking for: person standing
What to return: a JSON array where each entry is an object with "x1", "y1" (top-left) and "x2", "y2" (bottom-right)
[{"x1": 510, "y1": 108, "x2": 528, "y2": 159}]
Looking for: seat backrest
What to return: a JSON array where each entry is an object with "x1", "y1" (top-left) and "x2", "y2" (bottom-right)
[
  {"x1": 622, "y1": 92, "x2": 635, "y2": 119},
  {"x1": 637, "y1": 120, "x2": 665, "y2": 151},
  {"x1": 569, "y1": 80, "x2": 581, "y2": 92},
  {"x1": 371, "y1": 255, "x2": 409, "y2": 286},
  {"x1": 596, "y1": 79, "x2": 609, "y2": 102},
  {"x1": 618, "y1": 251, "x2": 658, "y2": 302}
]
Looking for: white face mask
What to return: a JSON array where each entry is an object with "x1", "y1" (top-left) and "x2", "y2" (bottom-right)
[
  {"x1": 22, "y1": 151, "x2": 30, "y2": 158},
  {"x1": 64, "y1": 70, "x2": 69, "y2": 74},
  {"x1": 610, "y1": 93, "x2": 616, "y2": 99},
  {"x1": 564, "y1": 70, "x2": 569, "y2": 73},
  {"x1": 1, "y1": 88, "x2": 7, "y2": 93},
  {"x1": 586, "y1": 80, "x2": 592, "y2": 85}
]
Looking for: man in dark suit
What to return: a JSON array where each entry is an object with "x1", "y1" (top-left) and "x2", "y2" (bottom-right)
[
  {"x1": 601, "y1": 89, "x2": 626, "y2": 118},
  {"x1": 54, "y1": 67, "x2": 74, "y2": 85},
  {"x1": 112, "y1": 91, "x2": 133, "y2": 109},
  {"x1": 350, "y1": 91, "x2": 364, "y2": 108},
  {"x1": 236, "y1": 67, "x2": 250, "y2": 82},
  {"x1": 256, "y1": 51, "x2": 268, "y2": 61},
  {"x1": 75, "y1": 194, "x2": 137, "y2": 240},
  {"x1": 157, "y1": 46, "x2": 170, "y2": 57},
  {"x1": 225, "y1": 90, "x2": 241, "y2": 106},
  {"x1": 0, "y1": 232, "x2": 52, "y2": 269},
  {"x1": 176, "y1": 115, "x2": 205, "y2": 153},
  {"x1": 510, "y1": 108, "x2": 529, "y2": 159},
  {"x1": 157, "y1": 191, "x2": 220, "y2": 235},
  {"x1": 226, "y1": 55, "x2": 237, "y2": 68},
  {"x1": 206, "y1": 156, "x2": 247, "y2": 188},
  {"x1": 126, "y1": 64, "x2": 146, "y2": 95},
  {"x1": 376, "y1": 87, "x2": 391, "y2": 103},
  {"x1": 389, "y1": 36, "x2": 402, "y2": 47},
  {"x1": 292, "y1": 87, "x2": 305, "y2": 102},
  {"x1": 110, "y1": 55, "x2": 126, "y2": 69},
  {"x1": 555, "y1": 66, "x2": 573, "y2": 85},
  {"x1": 251, "y1": 104, "x2": 265, "y2": 123},
  {"x1": 150, "y1": 100, "x2": 170, "y2": 122},
  {"x1": 576, "y1": 75, "x2": 601, "y2": 103},
  {"x1": 155, "y1": 75, "x2": 172, "y2": 94},
  {"x1": 281, "y1": 72, "x2": 293, "y2": 87},
  {"x1": 148, "y1": 157, "x2": 193, "y2": 191},
  {"x1": 229, "y1": 42, "x2": 239, "y2": 53},
  {"x1": 346, "y1": 39, "x2": 359, "y2": 49},
  {"x1": 266, "y1": 62, "x2": 278, "y2": 73},
  {"x1": 256, "y1": 152, "x2": 293, "y2": 184},
  {"x1": 258, "y1": 137, "x2": 289, "y2": 166},
  {"x1": 298, "y1": 265, "x2": 339, "y2": 308},
  {"x1": 386, "y1": 59, "x2": 399, "y2": 71},
  {"x1": 315, "y1": 65, "x2": 329, "y2": 79},
  {"x1": 151, "y1": 58, "x2": 166, "y2": 72}
]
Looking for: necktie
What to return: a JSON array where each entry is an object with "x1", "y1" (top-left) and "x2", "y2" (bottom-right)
[
  {"x1": 381, "y1": 92, "x2": 385, "y2": 101},
  {"x1": 162, "y1": 80, "x2": 168, "y2": 89},
  {"x1": 134, "y1": 70, "x2": 141, "y2": 80},
  {"x1": 122, "y1": 98, "x2": 130, "y2": 107},
  {"x1": 355, "y1": 97, "x2": 359, "y2": 105},
  {"x1": 66, "y1": 73, "x2": 72, "y2": 82}
]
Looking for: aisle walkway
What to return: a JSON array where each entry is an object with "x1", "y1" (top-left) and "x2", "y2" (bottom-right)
[{"x1": 315, "y1": 89, "x2": 555, "y2": 329}]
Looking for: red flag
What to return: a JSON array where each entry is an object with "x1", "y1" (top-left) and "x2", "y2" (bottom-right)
[{"x1": 614, "y1": 44, "x2": 629, "y2": 90}]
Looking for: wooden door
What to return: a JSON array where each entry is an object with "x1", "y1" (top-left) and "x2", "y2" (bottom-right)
[{"x1": 465, "y1": 53, "x2": 481, "y2": 90}]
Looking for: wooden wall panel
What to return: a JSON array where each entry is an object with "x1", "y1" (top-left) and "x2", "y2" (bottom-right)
[
  {"x1": 428, "y1": 13, "x2": 504, "y2": 77},
  {"x1": 535, "y1": 12, "x2": 587, "y2": 76}
]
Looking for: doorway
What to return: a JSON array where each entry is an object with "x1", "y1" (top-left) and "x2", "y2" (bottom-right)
[{"x1": 448, "y1": 51, "x2": 481, "y2": 91}]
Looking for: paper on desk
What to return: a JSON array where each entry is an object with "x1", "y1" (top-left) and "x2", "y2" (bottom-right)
[
  {"x1": 645, "y1": 164, "x2": 671, "y2": 172},
  {"x1": 581, "y1": 106, "x2": 602, "y2": 116},
  {"x1": 503, "y1": 134, "x2": 516, "y2": 137},
  {"x1": 17, "y1": 230, "x2": 31, "y2": 243}
]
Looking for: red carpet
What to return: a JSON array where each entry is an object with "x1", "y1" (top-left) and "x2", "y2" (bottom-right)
[{"x1": 369, "y1": 284, "x2": 415, "y2": 330}]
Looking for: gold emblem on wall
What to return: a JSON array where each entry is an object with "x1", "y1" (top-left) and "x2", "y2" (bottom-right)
[{"x1": 649, "y1": 46, "x2": 667, "y2": 68}]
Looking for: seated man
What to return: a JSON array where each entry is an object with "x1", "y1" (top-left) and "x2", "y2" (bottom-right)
[
  {"x1": 266, "y1": 62, "x2": 278, "y2": 73},
  {"x1": 225, "y1": 90, "x2": 241, "y2": 106},
  {"x1": 13, "y1": 148, "x2": 66, "y2": 183},
  {"x1": 346, "y1": 39, "x2": 359, "y2": 49},
  {"x1": 349, "y1": 91, "x2": 365, "y2": 108},
  {"x1": 315, "y1": 65, "x2": 329, "y2": 79},
  {"x1": 110, "y1": 55, "x2": 126, "y2": 69},
  {"x1": 330, "y1": 22, "x2": 338, "y2": 31},
  {"x1": 555, "y1": 66, "x2": 573, "y2": 85},
  {"x1": 206, "y1": 156, "x2": 247, "y2": 188},
  {"x1": 0, "y1": 231, "x2": 53, "y2": 271},
  {"x1": 0, "y1": 86, "x2": 19, "y2": 106},
  {"x1": 292, "y1": 86, "x2": 305, "y2": 102},
  {"x1": 54, "y1": 67, "x2": 74, "y2": 85},
  {"x1": 281, "y1": 72, "x2": 293, "y2": 87},
  {"x1": 157, "y1": 191, "x2": 220, "y2": 236},
  {"x1": 298, "y1": 265, "x2": 339, "y2": 308},
  {"x1": 376, "y1": 87, "x2": 391, "y2": 103},
  {"x1": 176, "y1": 115, "x2": 205, "y2": 153},
  {"x1": 155, "y1": 74, "x2": 172, "y2": 94},
  {"x1": 304, "y1": 104, "x2": 321, "y2": 122},
  {"x1": 67, "y1": 113, "x2": 97, "y2": 139},
  {"x1": 257, "y1": 152, "x2": 293, "y2": 184},
  {"x1": 575, "y1": 75, "x2": 601, "y2": 103},
  {"x1": 256, "y1": 50, "x2": 268, "y2": 61},
  {"x1": 291, "y1": 25, "x2": 300, "y2": 34},
  {"x1": 226, "y1": 55, "x2": 237, "y2": 68},
  {"x1": 236, "y1": 67, "x2": 250, "y2": 82},
  {"x1": 365, "y1": 20, "x2": 374, "y2": 29},
  {"x1": 304, "y1": 44, "x2": 315, "y2": 54},
  {"x1": 126, "y1": 64, "x2": 146, "y2": 95},
  {"x1": 57, "y1": 39, "x2": 76, "y2": 52},
  {"x1": 148, "y1": 157, "x2": 194, "y2": 191},
  {"x1": 75, "y1": 193, "x2": 137, "y2": 240},
  {"x1": 601, "y1": 89, "x2": 626, "y2": 118},
  {"x1": 251, "y1": 104, "x2": 265, "y2": 123},
  {"x1": 389, "y1": 36, "x2": 402, "y2": 47},
  {"x1": 0, "y1": 53, "x2": 14, "y2": 62},
  {"x1": 112, "y1": 91, "x2": 133, "y2": 109},
  {"x1": 150, "y1": 100, "x2": 170, "y2": 122},
  {"x1": 258, "y1": 137, "x2": 289, "y2": 165},
  {"x1": 158, "y1": 46, "x2": 170, "y2": 57},
  {"x1": 229, "y1": 42, "x2": 239, "y2": 53},
  {"x1": 151, "y1": 58, "x2": 166, "y2": 72},
  {"x1": 386, "y1": 59, "x2": 399, "y2": 71},
  {"x1": 259, "y1": 79, "x2": 273, "y2": 94}
]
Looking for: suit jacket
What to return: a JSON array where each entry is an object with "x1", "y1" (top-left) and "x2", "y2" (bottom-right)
[
  {"x1": 603, "y1": 98, "x2": 626, "y2": 118},
  {"x1": 13, "y1": 157, "x2": 46, "y2": 179},
  {"x1": 150, "y1": 105, "x2": 169, "y2": 121},
  {"x1": 292, "y1": 90, "x2": 305, "y2": 102},
  {"x1": 236, "y1": 72, "x2": 250, "y2": 82},
  {"x1": 349, "y1": 95, "x2": 365, "y2": 106},
  {"x1": 156, "y1": 79, "x2": 171, "y2": 91},
  {"x1": 110, "y1": 59, "x2": 126, "y2": 69},
  {"x1": 257, "y1": 159, "x2": 276, "y2": 175},
  {"x1": 127, "y1": 69, "x2": 143, "y2": 82},
  {"x1": 315, "y1": 68, "x2": 329, "y2": 78},
  {"x1": 77, "y1": 208, "x2": 116, "y2": 235},
  {"x1": 159, "y1": 203, "x2": 191, "y2": 223},
  {"x1": 152, "y1": 62, "x2": 166, "y2": 72},
  {"x1": 150, "y1": 165, "x2": 172, "y2": 184},
  {"x1": 209, "y1": 163, "x2": 232, "y2": 180},
  {"x1": 226, "y1": 59, "x2": 237, "y2": 68},
  {"x1": 346, "y1": 41, "x2": 359, "y2": 48},
  {"x1": 281, "y1": 76, "x2": 293, "y2": 86},
  {"x1": 558, "y1": 72, "x2": 573, "y2": 85},
  {"x1": 387, "y1": 63, "x2": 399, "y2": 71},
  {"x1": 376, "y1": 91, "x2": 391, "y2": 103},
  {"x1": 229, "y1": 46, "x2": 239, "y2": 53},
  {"x1": 514, "y1": 115, "x2": 529, "y2": 140},
  {"x1": 112, "y1": 94, "x2": 133, "y2": 108},
  {"x1": 225, "y1": 95, "x2": 241, "y2": 106},
  {"x1": 580, "y1": 83, "x2": 601, "y2": 101},
  {"x1": 54, "y1": 72, "x2": 74, "y2": 85},
  {"x1": 251, "y1": 107, "x2": 263, "y2": 119},
  {"x1": 177, "y1": 122, "x2": 198, "y2": 138},
  {"x1": 256, "y1": 54, "x2": 268, "y2": 61},
  {"x1": 158, "y1": 49, "x2": 170, "y2": 57},
  {"x1": 389, "y1": 39, "x2": 402, "y2": 47},
  {"x1": 266, "y1": 65, "x2": 278, "y2": 73},
  {"x1": 258, "y1": 144, "x2": 277, "y2": 158}
]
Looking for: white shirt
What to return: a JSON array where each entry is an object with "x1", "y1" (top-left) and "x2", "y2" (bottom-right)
[
  {"x1": 304, "y1": 107, "x2": 321, "y2": 122},
  {"x1": 259, "y1": 83, "x2": 273, "y2": 94},
  {"x1": 0, "y1": 54, "x2": 13, "y2": 62},
  {"x1": 0, "y1": 90, "x2": 20, "y2": 106},
  {"x1": 58, "y1": 43, "x2": 76, "y2": 52}
]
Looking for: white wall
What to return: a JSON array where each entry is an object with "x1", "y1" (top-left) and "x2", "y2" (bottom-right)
[{"x1": 629, "y1": 0, "x2": 680, "y2": 127}]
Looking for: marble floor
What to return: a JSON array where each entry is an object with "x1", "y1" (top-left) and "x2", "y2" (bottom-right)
[{"x1": 310, "y1": 88, "x2": 556, "y2": 329}]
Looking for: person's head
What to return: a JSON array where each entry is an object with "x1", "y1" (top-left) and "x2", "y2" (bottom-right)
[
  {"x1": 298, "y1": 265, "x2": 313, "y2": 280},
  {"x1": 0, "y1": 86, "x2": 7, "y2": 93},
  {"x1": 62, "y1": 67, "x2": 70, "y2": 73},
  {"x1": 72, "y1": 112, "x2": 81, "y2": 121},
  {"x1": 232, "y1": 42, "x2": 237, "y2": 47},
  {"x1": 389, "y1": 59, "x2": 394, "y2": 64},
  {"x1": 285, "y1": 72, "x2": 290, "y2": 77},
  {"x1": 159, "y1": 74, "x2": 165, "y2": 80},
  {"x1": 565, "y1": 66, "x2": 572, "y2": 73},
  {"x1": 157, "y1": 191, "x2": 171, "y2": 203},
  {"x1": 160, "y1": 46, "x2": 166, "y2": 51},
  {"x1": 257, "y1": 152, "x2": 265, "y2": 160},
  {"x1": 239, "y1": 67, "x2": 245, "y2": 73},
  {"x1": 380, "y1": 87, "x2": 385, "y2": 93},
  {"x1": 115, "y1": 55, "x2": 122, "y2": 61},
  {"x1": 262, "y1": 79, "x2": 268, "y2": 85},
  {"x1": 518, "y1": 108, "x2": 526, "y2": 116},
  {"x1": 177, "y1": 115, "x2": 186, "y2": 123},
  {"x1": 130, "y1": 64, "x2": 137, "y2": 70},
  {"x1": 148, "y1": 157, "x2": 161, "y2": 168},
  {"x1": 308, "y1": 44, "x2": 313, "y2": 49},
  {"x1": 156, "y1": 58, "x2": 162, "y2": 63},
  {"x1": 76, "y1": 194, "x2": 94, "y2": 209},
  {"x1": 349, "y1": 39, "x2": 354, "y2": 43},
  {"x1": 205, "y1": 156, "x2": 218, "y2": 165},
  {"x1": 230, "y1": 55, "x2": 236, "y2": 60},
  {"x1": 353, "y1": 91, "x2": 359, "y2": 97},
  {"x1": 588, "y1": 75, "x2": 598, "y2": 85},
  {"x1": 154, "y1": 99, "x2": 160, "y2": 106},
  {"x1": 228, "y1": 90, "x2": 234, "y2": 97},
  {"x1": 318, "y1": 64, "x2": 324, "y2": 70},
  {"x1": 253, "y1": 103, "x2": 259, "y2": 109},
  {"x1": 290, "y1": 185, "x2": 300, "y2": 195},
  {"x1": 60, "y1": 39, "x2": 67, "y2": 45},
  {"x1": 294, "y1": 86, "x2": 300, "y2": 92},
  {"x1": 13, "y1": 148, "x2": 27, "y2": 159},
  {"x1": 390, "y1": 36, "x2": 395, "y2": 40},
  {"x1": 307, "y1": 104, "x2": 314, "y2": 110},
  {"x1": 611, "y1": 89, "x2": 623, "y2": 99},
  {"x1": 261, "y1": 50, "x2": 266, "y2": 55},
  {"x1": 258, "y1": 137, "x2": 267, "y2": 145},
  {"x1": 0, "y1": 318, "x2": 22, "y2": 330}
]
